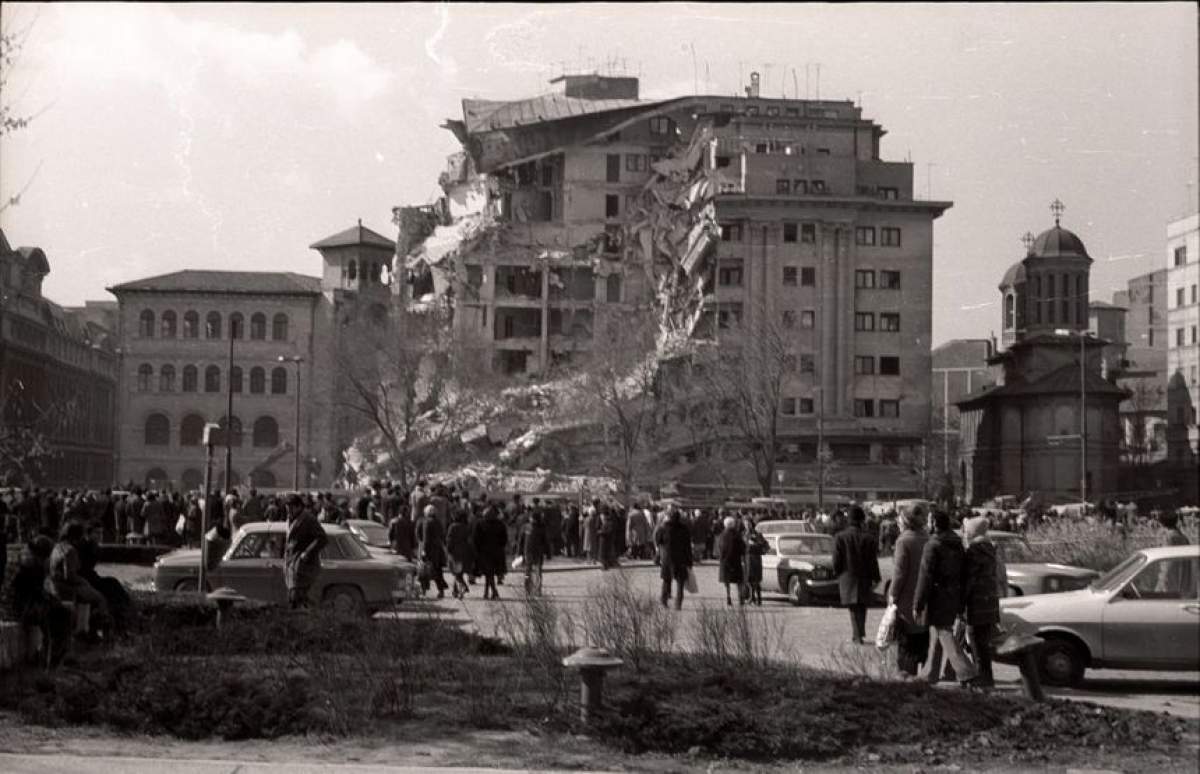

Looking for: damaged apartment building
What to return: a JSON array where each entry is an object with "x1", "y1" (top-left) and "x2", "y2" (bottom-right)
[{"x1": 394, "y1": 73, "x2": 952, "y2": 500}]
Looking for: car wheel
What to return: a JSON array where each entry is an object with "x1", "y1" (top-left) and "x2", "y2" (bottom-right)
[
  {"x1": 173, "y1": 577, "x2": 210, "y2": 593},
  {"x1": 1038, "y1": 637, "x2": 1085, "y2": 687},
  {"x1": 323, "y1": 585, "x2": 366, "y2": 618},
  {"x1": 787, "y1": 574, "x2": 811, "y2": 607}
]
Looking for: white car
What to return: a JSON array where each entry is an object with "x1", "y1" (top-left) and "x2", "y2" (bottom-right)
[
  {"x1": 998, "y1": 545, "x2": 1200, "y2": 686},
  {"x1": 756, "y1": 519, "x2": 817, "y2": 537}
]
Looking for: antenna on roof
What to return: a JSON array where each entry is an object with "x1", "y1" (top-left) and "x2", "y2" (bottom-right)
[
  {"x1": 805, "y1": 63, "x2": 810, "y2": 99},
  {"x1": 690, "y1": 43, "x2": 698, "y2": 95},
  {"x1": 815, "y1": 63, "x2": 821, "y2": 100},
  {"x1": 792, "y1": 68, "x2": 798, "y2": 100}
]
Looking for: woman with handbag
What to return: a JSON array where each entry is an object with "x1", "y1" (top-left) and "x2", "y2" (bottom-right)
[{"x1": 889, "y1": 505, "x2": 930, "y2": 676}]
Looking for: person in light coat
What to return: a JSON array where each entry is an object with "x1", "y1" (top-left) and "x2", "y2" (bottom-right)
[{"x1": 889, "y1": 505, "x2": 931, "y2": 676}]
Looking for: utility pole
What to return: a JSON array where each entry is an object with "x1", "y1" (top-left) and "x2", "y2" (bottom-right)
[
  {"x1": 224, "y1": 316, "x2": 237, "y2": 492},
  {"x1": 1080, "y1": 332, "x2": 1088, "y2": 505},
  {"x1": 279, "y1": 355, "x2": 305, "y2": 490}
]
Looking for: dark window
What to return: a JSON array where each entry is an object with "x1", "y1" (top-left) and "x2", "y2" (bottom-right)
[
  {"x1": 776, "y1": 179, "x2": 791, "y2": 195},
  {"x1": 625, "y1": 154, "x2": 647, "y2": 172},
  {"x1": 347, "y1": 260, "x2": 358, "y2": 281},
  {"x1": 250, "y1": 367, "x2": 265, "y2": 395},
  {"x1": 138, "y1": 310, "x2": 155, "y2": 338},
  {"x1": 159, "y1": 365, "x2": 176, "y2": 392},
  {"x1": 229, "y1": 312, "x2": 244, "y2": 340},
  {"x1": 854, "y1": 356, "x2": 875, "y2": 375},
  {"x1": 782, "y1": 310, "x2": 796, "y2": 328},
  {"x1": 800, "y1": 354, "x2": 815, "y2": 373},
  {"x1": 144, "y1": 413, "x2": 170, "y2": 446},
  {"x1": 855, "y1": 270, "x2": 876, "y2": 289},
  {"x1": 755, "y1": 142, "x2": 768, "y2": 154},
  {"x1": 855, "y1": 312, "x2": 875, "y2": 331},
  {"x1": 855, "y1": 227, "x2": 876, "y2": 246},
  {"x1": 606, "y1": 154, "x2": 620, "y2": 183},
  {"x1": 160, "y1": 311, "x2": 177, "y2": 338},
  {"x1": 230, "y1": 366, "x2": 243, "y2": 394},
  {"x1": 799, "y1": 398, "x2": 814, "y2": 414},
  {"x1": 721, "y1": 223, "x2": 743, "y2": 242},
  {"x1": 204, "y1": 365, "x2": 221, "y2": 393},
  {"x1": 605, "y1": 194, "x2": 620, "y2": 218},
  {"x1": 250, "y1": 313, "x2": 266, "y2": 340},
  {"x1": 717, "y1": 305, "x2": 742, "y2": 329},
  {"x1": 137, "y1": 364, "x2": 153, "y2": 392},
  {"x1": 879, "y1": 400, "x2": 900, "y2": 418},
  {"x1": 271, "y1": 367, "x2": 287, "y2": 395},
  {"x1": 205, "y1": 312, "x2": 221, "y2": 339},
  {"x1": 783, "y1": 266, "x2": 798, "y2": 286},
  {"x1": 253, "y1": 416, "x2": 279, "y2": 448},
  {"x1": 880, "y1": 313, "x2": 901, "y2": 332},
  {"x1": 605, "y1": 274, "x2": 622, "y2": 303},
  {"x1": 781, "y1": 397, "x2": 797, "y2": 416},
  {"x1": 817, "y1": 147, "x2": 831, "y2": 155},
  {"x1": 854, "y1": 400, "x2": 875, "y2": 418},
  {"x1": 879, "y1": 270, "x2": 901, "y2": 289},
  {"x1": 1175, "y1": 246, "x2": 1187, "y2": 267},
  {"x1": 604, "y1": 224, "x2": 622, "y2": 253},
  {"x1": 879, "y1": 187, "x2": 899, "y2": 200},
  {"x1": 879, "y1": 356, "x2": 900, "y2": 375},
  {"x1": 881, "y1": 227, "x2": 902, "y2": 246},
  {"x1": 180, "y1": 414, "x2": 206, "y2": 446},
  {"x1": 272, "y1": 314, "x2": 288, "y2": 341},
  {"x1": 182, "y1": 365, "x2": 198, "y2": 393},
  {"x1": 718, "y1": 261, "x2": 744, "y2": 287},
  {"x1": 793, "y1": 180, "x2": 808, "y2": 195},
  {"x1": 785, "y1": 107, "x2": 800, "y2": 117},
  {"x1": 800, "y1": 223, "x2": 816, "y2": 243},
  {"x1": 715, "y1": 155, "x2": 731, "y2": 168},
  {"x1": 800, "y1": 310, "x2": 815, "y2": 329},
  {"x1": 541, "y1": 162, "x2": 554, "y2": 187},
  {"x1": 649, "y1": 116, "x2": 672, "y2": 135},
  {"x1": 810, "y1": 180, "x2": 826, "y2": 193},
  {"x1": 783, "y1": 223, "x2": 798, "y2": 243},
  {"x1": 183, "y1": 311, "x2": 199, "y2": 339}
]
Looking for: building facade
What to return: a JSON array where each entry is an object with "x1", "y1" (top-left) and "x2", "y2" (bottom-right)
[
  {"x1": 0, "y1": 230, "x2": 118, "y2": 488},
  {"x1": 1165, "y1": 213, "x2": 1199, "y2": 462},
  {"x1": 931, "y1": 338, "x2": 995, "y2": 488}
]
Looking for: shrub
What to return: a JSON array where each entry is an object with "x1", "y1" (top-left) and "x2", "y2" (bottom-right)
[
  {"x1": 1022, "y1": 521, "x2": 1164, "y2": 572},
  {"x1": 577, "y1": 570, "x2": 676, "y2": 671},
  {"x1": 690, "y1": 603, "x2": 791, "y2": 669}
]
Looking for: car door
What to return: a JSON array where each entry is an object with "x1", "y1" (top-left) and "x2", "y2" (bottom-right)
[
  {"x1": 218, "y1": 530, "x2": 286, "y2": 605},
  {"x1": 1102, "y1": 556, "x2": 1200, "y2": 668},
  {"x1": 761, "y1": 538, "x2": 784, "y2": 592}
]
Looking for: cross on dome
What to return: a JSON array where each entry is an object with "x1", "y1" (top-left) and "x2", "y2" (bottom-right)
[
  {"x1": 1050, "y1": 198, "x2": 1065, "y2": 226},
  {"x1": 1021, "y1": 231, "x2": 1035, "y2": 253}
]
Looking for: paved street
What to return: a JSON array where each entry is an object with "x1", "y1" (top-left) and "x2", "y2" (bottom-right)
[
  {"x1": 0, "y1": 755, "x2": 612, "y2": 774},
  {"x1": 399, "y1": 559, "x2": 1200, "y2": 719}
]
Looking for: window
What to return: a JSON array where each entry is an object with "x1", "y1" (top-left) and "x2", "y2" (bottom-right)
[
  {"x1": 781, "y1": 397, "x2": 797, "y2": 416},
  {"x1": 783, "y1": 266, "x2": 798, "y2": 286},
  {"x1": 782, "y1": 310, "x2": 797, "y2": 328},
  {"x1": 606, "y1": 274, "x2": 622, "y2": 303},
  {"x1": 541, "y1": 163, "x2": 554, "y2": 186},
  {"x1": 205, "y1": 312, "x2": 221, "y2": 339},
  {"x1": 879, "y1": 400, "x2": 900, "y2": 418},
  {"x1": 855, "y1": 227, "x2": 876, "y2": 246},
  {"x1": 800, "y1": 223, "x2": 816, "y2": 243},
  {"x1": 782, "y1": 354, "x2": 797, "y2": 372},
  {"x1": 766, "y1": 106, "x2": 780, "y2": 117},
  {"x1": 180, "y1": 414, "x2": 206, "y2": 446},
  {"x1": 880, "y1": 313, "x2": 901, "y2": 332},
  {"x1": 253, "y1": 416, "x2": 279, "y2": 448},
  {"x1": 783, "y1": 223, "x2": 798, "y2": 243},
  {"x1": 250, "y1": 313, "x2": 266, "y2": 340},
  {"x1": 137, "y1": 364, "x2": 153, "y2": 392},
  {"x1": 799, "y1": 398, "x2": 815, "y2": 414},
  {"x1": 1176, "y1": 328, "x2": 1184, "y2": 347},
  {"x1": 800, "y1": 310, "x2": 815, "y2": 329},
  {"x1": 606, "y1": 131, "x2": 621, "y2": 143},
  {"x1": 855, "y1": 270, "x2": 876, "y2": 289},
  {"x1": 1124, "y1": 557, "x2": 1198, "y2": 600},
  {"x1": 717, "y1": 305, "x2": 742, "y2": 329},
  {"x1": 776, "y1": 179, "x2": 791, "y2": 195},
  {"x1": 795, "y1": 354, "x2": 814, "y2": 375},
  {"x1": 755, "y1": 142, "x2": 768, "y2": 154},
  {"x1": 144, "y1": 413, "x2": 169, "y2": 446},
  {"x1": 718, "y1": 261, "x2": 743, "y2": 287},
  {"x1": 183, "y1": 311, "x2": 199, "y2": 339},
  {"x1": 204, "y1": 365, "x2": 221, "y2": 393},
  {"x1": 810, "y1": 180, "x2": 826, "y2": 193},
  {"x1": 720, "y1": 223, "x2": 743, "y2": 242},
  {"x1": 250, "y1": 367, "x2": 265, "y2": 394},
  {"x1": 715, "y1": 155, "x2": 731, "y2": 168},
  {"x1": 855, "y1": 312, "x2": 875, "y2": 331},
  {"x1": 1148, "y1": 329, "x2": 1155, "y2": 347},
  {"x1": 1193, "y1": 325, "x2": 1198, "y2": 344},
  {"x1": 230, "y1": 366, "x2": 243, "y2": 394},
  {"x1": 182, "y1": 365, "x2": 198, "y2": 393},
  {"x1": 854, "y1": 356, "x2": 875, "y2": 375},
  {"x1": 817, "y1": 147, "x2": 831, "y2": 155},
  {"x1": 624, "y1": 194, "x2": 639, "y2": 215},
  {"x1": 854, "y1": 399, "x2": 875, "y2": 418},
  {"x1": 879, "y1": 356, "x2": 900, "y2": 375},
  {"x1": 624, "y1": 154, "x2": 648, "y2": 173},
  {"x1": 878, "y1": 187, "x2": 899, "y2": 200},
  {"x1": 604, "y1": 224, "x2": 622, "y2": 253},
  {"x1": 1192, "y1": 285, "x2": 1197, "y2": 304},
  {"x1": 160, "y1": 311, "x2": 177, "y2": 338},
  {"x1": 648, "y1": 116, "x2": 672, "y2": 135},
  {"x1": 801, "y1": 267, "x2": 816, "y2": 286},
  {"x1": 1178, "y1": 288, "x2": 1186, "y2": 308},
  {"x1": 138, "y1": 310, "x2": 155, "y2": 338},
  {"x1": 271, "y1": 367, "x2": 288, "y2": 395},
  {"x1": 605, "y1": 194, "x2": 620, "y2": 218},
  {"x1": 881, "y1": 227, "x2": 902, "y2": 247},
  {"x1": 1175, "y1": 246, "x2": 1187, "y2": 267},
  {"x1": 793, "y1": 180, "x2": 808, "y2": 195},
  {"x1": 159, "y1": 365, "x2": 176, "y2": 392},
  {"x1": 746, "y1": 106, "x2": 759, "y2": 117},
  {"x1": 1004, "y1": 294, "x2": 1015, "y2": 329},
  {"x1": 229, "y1": 312, "x2": 244, "y2": 340},
  {"x1": 606, "y1": 154, "x2": 620, "y2": 183},
  {"x1": 272, "y1": 314, "x2": 288, "y2": 341},
  {"x1": 347, "y1": 260, "x2": 358, "y2": 281},
  {"x1": 879, "y1": 270, "x2": 901, "y2": 289}
]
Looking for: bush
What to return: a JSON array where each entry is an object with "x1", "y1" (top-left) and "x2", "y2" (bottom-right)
[
  {"x1": 577, "y1": 570, "x2": 676, "y2": 671},
  {"x1": 1022, "y1": 521, "x2": 1165, "y2": 572},
  {"x1": 690, "y1": 603, "x2": 791, "y2": 669}
]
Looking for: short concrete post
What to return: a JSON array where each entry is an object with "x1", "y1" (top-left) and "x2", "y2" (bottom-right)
[
  {"x1": 562, "y1": 647, "x2": 624, "y2": 722},
  {"x1": 996, "y1": 634, "x2": 1045, "y2": 702},
  {"x1": 206, "y1": 588, "x2": 247, "y2": 630}
]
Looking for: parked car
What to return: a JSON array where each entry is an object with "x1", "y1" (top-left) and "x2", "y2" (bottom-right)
[
  {"x1": 988, "y1": 530, "x2": 1099, "y2": 596},
  {"x1": 344, "y1": 518, "x2": 419, "y2": 593},
  {"x1": 756, "y1": 519, "x2": 817, "y2": 537},
  {"x1": 998, "y1": 545, "x2": 1200, "y2": 686},
  {"x1": 763, "y1": 532, "x2": 842, "y2": 606},
  {"x1": 151, "y1": 522, "x2": 409, "y2": 616}
]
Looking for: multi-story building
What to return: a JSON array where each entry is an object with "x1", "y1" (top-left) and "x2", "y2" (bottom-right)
[
  {"x1": 398, "y1": 73, "x2": 952, "y2": 500},
  {"x1": 0, "y1": 230, "x2": 118, "y2": 488},
  {"x1": 1109, "y1": 271, "x2": 1169, "y2": 469},
  {"x1": 107, "y1": 222, "x2": 396, "y2": 490},
  {"x1": 931, "y1": 339, "x2": 995, "y2": 489},
  {"x1": 1165, "y1": 213, "x2": 1199, "y2": 464}
]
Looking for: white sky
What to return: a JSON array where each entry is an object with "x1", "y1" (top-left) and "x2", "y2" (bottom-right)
[{"x1": 0, "y1": 2, "x2": 1195, "y2": 346}]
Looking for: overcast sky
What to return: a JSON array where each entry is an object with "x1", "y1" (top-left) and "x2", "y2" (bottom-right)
[{"x1": 1, "y1": 2, "x2": 1195, "y2": 346}]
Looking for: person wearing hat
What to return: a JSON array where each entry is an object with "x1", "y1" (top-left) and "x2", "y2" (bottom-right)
[
  {"x1": 415, "y1": 503, "x2": 449, "y2": 598},
  {"x1": 717, "y1": 515, "x2": 746, "y2": 606},
  {"x1": 890, "y1": 504, "x2": 931, "y2": 676},
  {"x1": 832, "y1": 505, "x2": 880, "y2": 644},
  {"x1": 962, "y1": 515, "x2": 1004, "y2": 688},
  {"x1": 283, "y1": 494, "x2": 327, "y2": 609}
]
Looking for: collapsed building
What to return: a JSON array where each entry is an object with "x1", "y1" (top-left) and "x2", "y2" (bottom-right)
[{"x1": 383, "y1": 73, "x2": 953, "y2": 503}]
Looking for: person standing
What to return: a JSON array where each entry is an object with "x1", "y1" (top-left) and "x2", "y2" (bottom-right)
[
  {"x1": 283, "y1": 494, "x2": 327, "y2": 610},
  {"x1": 913, "y1": 509, "x2": 979, "y2": 685},
  {"x1": 962, "y1": 516, "x2": 1002, "y2": 688},
  {"x1": 563, "y1": 503, "x2": 581, "y2": 559},
  {"x1": 520, "y1": 509, "x2": 551, "y2": 595},
  {"x1": 656, "y1": 507, "x2": 693, "y2": 610},
  {"x1": 625, "y1": 504, "x2": 650, "y2": 560},
  {"x1": 743, "y1": 520, "x2": 767, "y2": 606},
  {"x1": 415, "y1": 504, "x2": 449, "y2": 598},
  {"x1": 717, "y1": 516, "x2": 746, "y2": 606},
  {"x1": 445, "y1": 511, "x2": 471, "y2": 599},
  {"x1": 473, "y1": 502, "x2": 508, "y2": 601},
  {"x1": 388, "y1": 505, "x2": 416, "y2": 561},
  {"x1": 890, "y1": 506, "x2": 931, "y2": 676},
  {"x1": 598, "y1": 508, "x2": 619, "y2": 569},
  {"x1": 1162, "y1": 511, "x2": 1191, "y2": 546},
  {"x1": 832, "y1": 506, "x2": 881, "y2": 644},
  {"x1": 582, "y1": 501, "x2": 599, "y2": 564}
]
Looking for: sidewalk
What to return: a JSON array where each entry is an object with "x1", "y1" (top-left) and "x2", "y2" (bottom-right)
[{"x1": 0, "y1": 754, "x2": 615, "y2": 774}]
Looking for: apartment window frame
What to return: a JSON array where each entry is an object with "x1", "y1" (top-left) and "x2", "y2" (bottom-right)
[
  {"x1": 718, "y1": 261, "x2": 744, "y2": 287},
  {"x1": 854, "y1": 399, "x2": 876, "y2": 418},
  {"x1": 793, "y1": 180, "x2": 808, "y2": 195},
  {"x1": 879, "y1": 270, "x2": 901, "y2": 289},
  {"x1": 881, "y1": 227, "x2": 902, "y2": 247},
  {"x1": 720, "y1": 223, "x2": 744, "y2": 242},
  {"x1": 605, "y1": 194, "x2": 620, "y2": 219},
  {"x1": 799, "y1": 354, "x2": 815, "y2": 374},
  {"x1": 800, "y1": 310, "x2": 816, "y2": 329},
  {"x1": 782, "y1": 266, "x2": 798, "y2": 286},
  {"x1": 800, "y1": 267, "x2": 816, "y2": 287},
  {"x1": 606, "y1": 154, "x2": 621, "y2": 183},
  {"x1": 879, "y1": 355, "x2": 901, "y2": 375},
  {"x1": 879, "y1": 399, "x2": 900, "y2": 418},
  {"x1": 855, "y1": 312, "x2": 876, "y2": 331},
  {"x1": 781, "y1": 397, "x2": 798, "y2": 417},
  {"x1": 880, "y1": 313, "x2": 901, "y2": 332},
  {"x1": 1175, "y1": 246, "x2": 1187, "y2": 267},
  {"x1": 648, "y1": 116, "x2": 672, "y2": 135},
  {"x1": 782, "y1": 310, "x2": 797, "y2": 329},
  {"x1": 800, "y1": 223, "x2": 816, "y2": 244},
  {"x1": 855, "y1": 226, "x2": 877, "y2": 246},
  {"x1": 624, "y1": 153, "x2": 648, "y2": 173},
  {"x1": 798, "y1": 398, "x2": 815, "y2": 415},
  {"x1": 810, "y1": 179, "x2": 826, "y2": 193},
  {"x1": 855, "y1": 269, "x2": 876, "y2": 289},
  {"x1": 854, "y1": 356, "x2": 875, "y2": 375},
  {"x1": 776, "y1": 179, "x2": 791, "y2": 195}
]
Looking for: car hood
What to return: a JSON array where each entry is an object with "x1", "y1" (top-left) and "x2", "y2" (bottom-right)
[
  {"x1": 155, "y1": 548, "x2": 203, "y2": 568},
  {"x1": 366, "y1": 547, "x2": 417, "y2": 575},
  {"x1": 1007, "y1": 563, "x2": 1098, "y2": 578},
  {"x1": 1000, "y1": 587, "x2": 1102, "y2": 622}
]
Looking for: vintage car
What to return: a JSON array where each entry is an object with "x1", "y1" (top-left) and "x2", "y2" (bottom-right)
[
  {"x1": 763, "y1": 533, "x2": 842, "y2": 606},
  {"x1": 986, "y1": 530, "x2": 1099, "y2": 596},
  {"x1": 151, "y1": 522, "x2": 409, "y2": 616},
  {"x1": 998, "y1": 545, "x2": 1200, "y2": 686},
  {"x1": 756, "y1": 519, "x2": 818, "y2": 537}
]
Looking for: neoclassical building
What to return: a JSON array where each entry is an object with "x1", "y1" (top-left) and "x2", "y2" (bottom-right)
[{"x1": 957, "y1": 207, "x2": 1125, "y2": 504}]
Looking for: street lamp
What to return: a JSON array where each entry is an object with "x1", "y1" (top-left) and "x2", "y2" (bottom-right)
[
  {"x1": 1054, "y1": 328, "x2": 1093, "y2": 504},
  {"x1": 278, "y1": 355, "x2": 304, "y2": 491}
]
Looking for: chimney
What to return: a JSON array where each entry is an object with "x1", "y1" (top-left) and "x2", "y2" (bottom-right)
[{"x1": 745, "y1": 72, "x2": 761, "y2": 98}]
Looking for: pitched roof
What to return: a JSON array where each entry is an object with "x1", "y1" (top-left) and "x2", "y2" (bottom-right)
[
  {"x1": 108, "y1": 270, "x2": 322, "y2": 296},
  {"x1": 957, "y1": 362, "x2": 1127, "y2": 408},
  {"x1": 308, "y1": 222, "x2": 395, "y2": 250},
  {"x1": 461, "y1": 94, "x2": 664, "y2": 134}
]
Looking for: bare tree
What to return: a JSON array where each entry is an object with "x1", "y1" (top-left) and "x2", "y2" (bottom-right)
[
  {"x1": 0, "y1": 377, "x2": 79, "y2": 487},
  {"x1": 1121, "y1": 378, "x2": 1167, "y2": 467},
  {"x1": 1, "y1": 7, "x2": 46, "y2": 213}
]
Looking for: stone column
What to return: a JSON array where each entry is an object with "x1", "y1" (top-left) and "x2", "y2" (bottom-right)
[{"x1": 819, "y1": 223, "x2": 839, "y2": 415}]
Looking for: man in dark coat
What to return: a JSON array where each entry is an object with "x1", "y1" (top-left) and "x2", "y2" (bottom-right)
[
  {"x1": 472, "y1": 503, "x2": 509, "y2": 600},
  {"x1": 520, "y1": 510, "x2": 551, "y2": 595},
  {"x1": 283, "y1": 494, "x2": 327, "y2": 609},
  {"x1": 962, "y1": 516, "x2": 1002, "y2": 687},
  {"x1": 415, "y1": 503, "x2": 448, "y2": 598},
  {"x1": 656, "y1": 507, "x2": 693, "y2": 610},
  {"x1": 388, "y1": 506, "x2": 416, "y2": 560},
  {"x1": 563, "y1": 503, "x2": 581, "y2": 558},
  {"x1": 913, "y1": 509, "x2": 978, "y2": 684},
  {"x1": 832, "y1": 505, "x2": 880, "y2": 644},
  {"x1": 717, "y1": 516, "x2": 746, "y2": 606}
]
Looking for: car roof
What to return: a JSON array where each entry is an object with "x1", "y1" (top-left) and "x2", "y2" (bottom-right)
[
  {"x1": 1138, "y1": 545, "x2": 1200, "y2": 560},
  {"x1": 345, "y1": 519, "x2": 384, "y2": 527},
  {"x1": 240, "y1": 521, "x2": 350, "y2": 535}
]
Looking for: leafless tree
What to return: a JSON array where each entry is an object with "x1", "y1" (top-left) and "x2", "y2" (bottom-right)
[
  {"x1": 0, "y1": 377, "x2": 79, "y2": 487},
  {"x1": 1, "y1": 7, "x2": 47, "y2": 213}
]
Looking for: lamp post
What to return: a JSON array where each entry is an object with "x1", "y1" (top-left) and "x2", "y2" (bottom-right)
[
  {"x1": 278, "y1": 355, "x2": 304, "y2": 490},
  {"x1": 224, "y1": 316, "x2": 239, "y2": 493}
]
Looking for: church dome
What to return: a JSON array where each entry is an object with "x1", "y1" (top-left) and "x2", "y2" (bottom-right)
[
  {"x1": 1028, "y1": 225, "x2": 1091, "y2": 262},
  {"x1": 998, "y1": 260, "x2": 1026, "y2": 290}
]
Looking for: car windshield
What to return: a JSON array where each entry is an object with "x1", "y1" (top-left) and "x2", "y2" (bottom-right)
[
  {"x1": 336, "y1": 533, "x2": 373, "y2": 560},
  {"x1": 1091, "y1": 553, "x2": 1146, "y2": 592},
  {"x1": 778, "y1": 535, "x2": 834, "y2": 555},
  {"x1": 354, "y1": 522, "x2": 389, "y2": 546}
]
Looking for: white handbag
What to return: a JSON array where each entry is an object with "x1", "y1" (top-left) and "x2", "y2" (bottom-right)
[{"x1": 875, "y1": 603, "x2": 898, "y2": 650}]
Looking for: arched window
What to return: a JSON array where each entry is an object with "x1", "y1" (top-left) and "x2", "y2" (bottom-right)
[
  {"x1": 180, "y1": 414, "x2": 206, "y2": 446},
  {"x1": 271, "y1": 367, "x2": 287, "y2": 395},
  {"x1": 1004, "y1": 294, "x2": 1015, "y2": 330},
  {"x1": 181, "y1": 468, "x2": 203, "y2": 491},
  {"x1": 139, "y1": 310, "x2": 155, "y2": 338},
  {"x1": 205, "y1": 311, "x2": 222, "y2": 339},
  {"x1": 249, "y1": 367, "x2": 265, "y2": 394},
  {"x1": 250, "y1": 312, "x2": 266, "y2": 340},
  {"x1": 230, "y1": 366, "x2": 243, "y2": 393},
  {"x1": 272, "y1": 313, "x2": 288, "y2": 341},
  {"x1": 253, "y1": 416, "x2": 279, "y2": 448},
  {"x1": 159, "y1": 364, "x2": 176, "y2": 392},
  {"x1": 137, "y1": 363, "x2": 153, "y2": 392},
  {"x1": 160, "y1": 310, "x2": 177, "y2": 338},
  {"x1": 182, "y1": 365, "x2": 198, "y2": 393},
  {"x1": 347, "y1": 260, "x2": 358, "y2": 281},
  {"x1": 230, "y1": 312, "x2": 244, "y2": 340},
  {"x1": 145, "y1": 468, "x2": 168, "y2": 488},
  {"x1": 183, "y1": 311, "x2": 199, "y2": 338},
  {"x1": 144, "y1": 413, "x2": 170, "y2": 446},
  {"x1": 204, "y1": 365, "x2": 221, "y2": 393},
  {"x1": 220, "y1": 415, "x2": 244, "y2": 447},
  {"x1": 251, "y1": 469, "x2": 277, "y2": 488}
]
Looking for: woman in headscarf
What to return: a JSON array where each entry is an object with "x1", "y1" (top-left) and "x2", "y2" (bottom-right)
[{"x1": 717, "y1": 516, "x2": 746, "y2": 606}]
